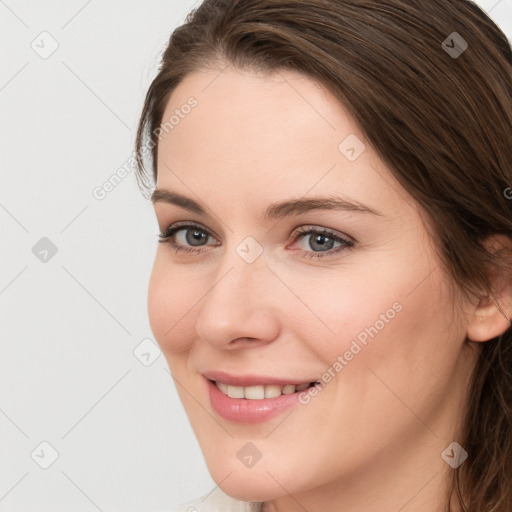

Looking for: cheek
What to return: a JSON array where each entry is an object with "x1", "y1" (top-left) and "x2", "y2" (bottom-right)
[
  {"x1": 276, "y1": 264, "x2": 406, "y2": 359},
  {"x1": 147, "y1": 254, "x2": 198, "y2": 355},
  {"x1": 333, "y1": 266, "x2": 461, "y2": 412},
  {"x1": 301, "y1": 259, "x2": 457, "y2": 387}
]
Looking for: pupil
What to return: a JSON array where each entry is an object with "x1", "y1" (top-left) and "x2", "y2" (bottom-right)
[
  {"x1": 312, "y1": 234, "x2": 333, "y2": 252},
  {"x1": 187, "y1": 229, "x2": 207, "y2": 246}
]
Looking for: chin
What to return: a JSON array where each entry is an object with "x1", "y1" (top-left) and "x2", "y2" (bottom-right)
[
  {"x1": 204, "y1": 455, "x2": 306, "y2": 503},
  {"x1": 215, "y1": 474, "x2": 282, "y2": 503}
]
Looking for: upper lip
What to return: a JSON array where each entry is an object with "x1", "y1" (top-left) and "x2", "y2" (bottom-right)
[{"x1": 202, "y1": 370, "x2": 317, "y2": 387}]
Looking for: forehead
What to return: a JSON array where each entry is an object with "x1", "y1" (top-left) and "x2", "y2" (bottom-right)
[
  {"x1": 160, "y1": 66, "x2": 356, "y2": 162},
  {"x1": 155, "y1": 66, "x2": 414, "y2": 223}
]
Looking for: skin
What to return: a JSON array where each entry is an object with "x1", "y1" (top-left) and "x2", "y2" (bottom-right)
[{"x1": 147, "y1": 64, "x2": 512, "y2": 512}]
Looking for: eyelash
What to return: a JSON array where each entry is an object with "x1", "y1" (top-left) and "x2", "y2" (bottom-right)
[{"x1": 158, "y1": 221, "x2": 355, "y2": 260}]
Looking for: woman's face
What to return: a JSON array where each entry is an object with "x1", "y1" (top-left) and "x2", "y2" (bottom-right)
[{"x1": 149, "y1": 66, "x2": 478, "y2": 508}]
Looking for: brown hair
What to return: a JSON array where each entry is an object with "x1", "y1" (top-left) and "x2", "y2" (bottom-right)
[{"x1": 135, "y1": 1, "x2": 512, "y2": 510}]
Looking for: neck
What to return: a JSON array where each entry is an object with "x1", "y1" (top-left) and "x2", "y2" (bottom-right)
[{"x1": 259, "y1": 430, "x2": 466, "y2": 512}]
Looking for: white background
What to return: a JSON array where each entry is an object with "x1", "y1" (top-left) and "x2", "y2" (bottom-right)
[{"x1": 1, "y1": 1, "x2": 511, "y2": 511}]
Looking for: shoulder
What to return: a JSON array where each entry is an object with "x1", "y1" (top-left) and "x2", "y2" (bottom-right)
[{"x1": 163, "y1": 487, "x2": 263, "y2": 512}]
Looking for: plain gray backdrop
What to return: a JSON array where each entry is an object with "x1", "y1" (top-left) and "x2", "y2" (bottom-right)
[{"x1": 1, "y1": 1, "x2": 511, "y2": 511}]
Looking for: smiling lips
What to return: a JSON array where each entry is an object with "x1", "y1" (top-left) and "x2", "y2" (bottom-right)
[{"x1": 202, "y1": 370, "x2": 320, "y2": 422}]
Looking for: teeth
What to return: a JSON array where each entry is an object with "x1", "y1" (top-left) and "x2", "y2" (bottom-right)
[
  {"x1": 282, "y1": 384, "x2": 296, "y2": 395},
  {"x1": 215, "y1": 381, "x2": 313, "y2": 400},
  {"x1": 227, "y1": 385, "x2": 245, "y2": 399},
  {"x1": 244, "y1": 386, "x2": 265, "y2": 400},
  {"x1": 217, "y1": 381, "x2": 228, "y2": 394},
  {"x1": 265, "y1": 384, "x2": 282, "y2": 398}
]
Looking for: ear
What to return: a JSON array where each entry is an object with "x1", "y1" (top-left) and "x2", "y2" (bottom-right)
[{"x1": 466, "y1": 234, "x2": 512, "y2": 342}]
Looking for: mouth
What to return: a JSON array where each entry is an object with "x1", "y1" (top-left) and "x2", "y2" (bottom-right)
[
  {"x1": 202, "y1": 372, "x2": 322, "y2": 423},
  {"x1": 209, "y1": 379, "x2": 320, "y2": 400}
]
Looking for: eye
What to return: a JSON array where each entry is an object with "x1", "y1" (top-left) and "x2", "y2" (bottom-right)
[
  {"x1": 158, "y1": 222, "x2": 355, "y2": 259},
  {"x1": 158, "y1": 222, "x2": 218, "y2": 255},
  {"x1": 290, "y1": 226, "x2": 355, "y2": 259}
]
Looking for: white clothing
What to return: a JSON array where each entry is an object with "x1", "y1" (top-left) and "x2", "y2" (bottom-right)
[{"x1": 166, "y1": 487, "x2": 264, "y2": 512}]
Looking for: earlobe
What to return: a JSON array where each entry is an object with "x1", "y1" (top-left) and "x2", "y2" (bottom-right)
[
  {"x1": 466, "y1": 234, "x2": 512, "y2": 343},
  {"x1": 466, "y1": 296, "x2": 512, "y2": 342}
]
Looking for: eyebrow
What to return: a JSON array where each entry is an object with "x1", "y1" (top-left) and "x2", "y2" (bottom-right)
[{"x1": 151, "y1": 188, "x2": 383, "y2": 219}]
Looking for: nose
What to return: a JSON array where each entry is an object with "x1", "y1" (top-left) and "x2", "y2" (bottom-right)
[{"x1": 194, "y1": 245, "x2": 281, "y2": 350}]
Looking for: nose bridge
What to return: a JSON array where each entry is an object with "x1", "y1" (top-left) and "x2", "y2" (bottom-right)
[{"x1": 194, "y1": 237, "x2": 280, "y2": 346}]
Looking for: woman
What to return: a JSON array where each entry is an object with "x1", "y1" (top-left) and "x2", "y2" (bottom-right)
[{"x1": 135, "y1": 1, "x2": 512, "y2": 511}]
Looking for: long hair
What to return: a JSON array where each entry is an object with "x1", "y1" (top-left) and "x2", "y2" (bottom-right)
[{"x1": 135, "y1": 1, "x2": 512, "y2": 509}]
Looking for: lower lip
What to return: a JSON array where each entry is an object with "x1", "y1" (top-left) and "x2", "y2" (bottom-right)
[{"x1": 206, "y1": 378, "x2": 305, "y2": 423}]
